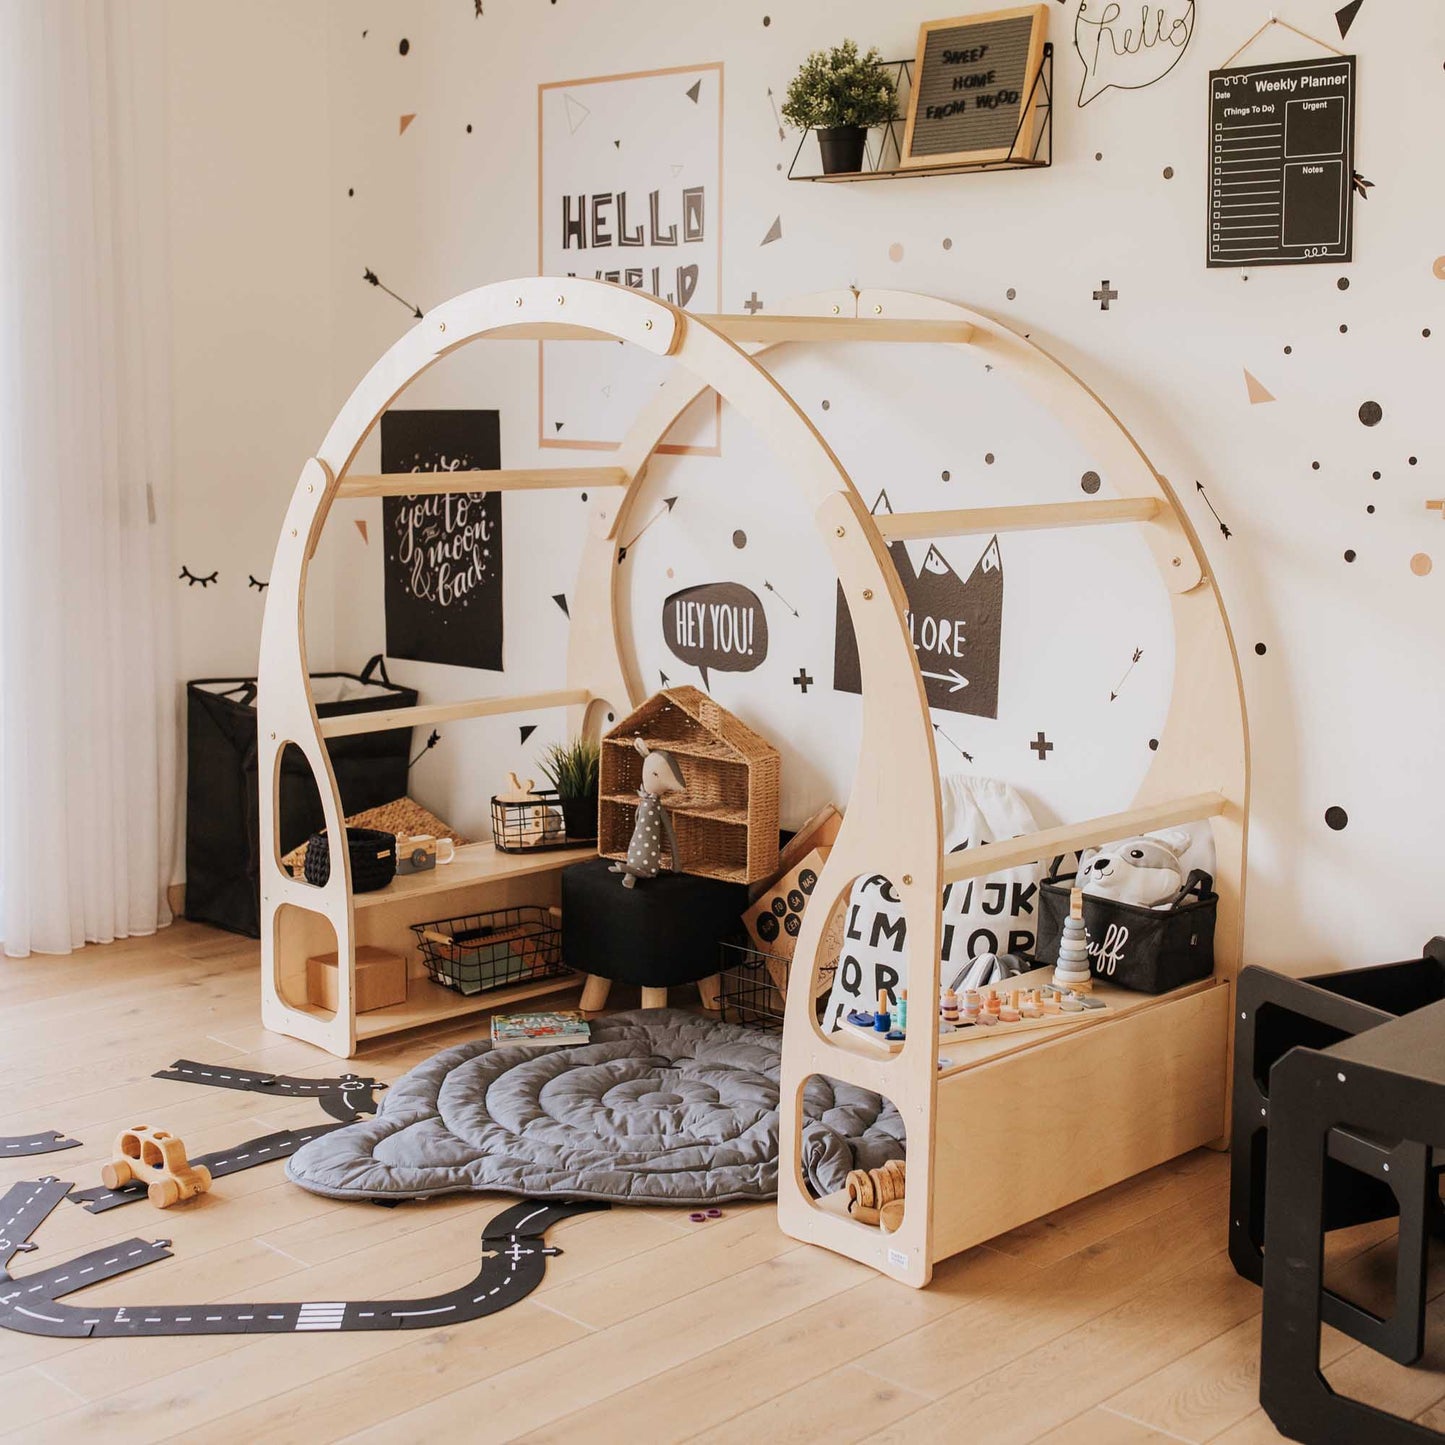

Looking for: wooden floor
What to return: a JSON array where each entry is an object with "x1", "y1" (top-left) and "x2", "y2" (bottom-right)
[{"x1": 0, "y1": 922, "x2": 1440, "y2": 1443}]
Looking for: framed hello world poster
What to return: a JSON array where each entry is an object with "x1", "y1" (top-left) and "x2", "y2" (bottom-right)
[{"x1": 538, "y1": 63, "x2": 723, "y2": 454}]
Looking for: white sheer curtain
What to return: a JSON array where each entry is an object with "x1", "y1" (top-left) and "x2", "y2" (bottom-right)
[{"x1": 0, "y1": 0, "x2": 175, "y2": 956}]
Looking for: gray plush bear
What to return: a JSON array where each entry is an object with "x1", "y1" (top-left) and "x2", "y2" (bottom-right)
[{"x1": 609, "y1": 737, "x2": 685, "y2": 888}]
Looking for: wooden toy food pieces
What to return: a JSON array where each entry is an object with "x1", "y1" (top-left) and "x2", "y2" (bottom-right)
[
  {"x1": 100, "y1": 1127, "x2": 212, "y2": 1209},
  {"x1": 1053, "y1": 887, "x2": 1094, "y2": 992},
  {"x1": 845, "y1": 1158, "x2": 907, "y2": 1233}
]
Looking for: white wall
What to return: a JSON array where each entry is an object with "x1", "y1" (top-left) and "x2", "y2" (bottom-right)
[{"x1": 168, "y1": 0, "x2": 1445, "y2": 973}]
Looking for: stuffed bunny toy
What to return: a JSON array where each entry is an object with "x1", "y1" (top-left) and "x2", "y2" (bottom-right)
[
  {"x1": 609, "y1": 737, "x2": 685, "y2": 888},
  {"x1": 1076, "y1": 828, "x2": 1189, "y2": 909}
]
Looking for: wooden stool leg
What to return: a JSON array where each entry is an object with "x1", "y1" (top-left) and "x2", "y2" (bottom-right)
[
  {"x1": 697, "y1": 974, "x2": 722, "y2": 1011},
  {"x1": 580, "y1": 975, "x2": 612, "y2": 1012},
  {"x1": 641, "y1": 987, "x2": 668, "y2": 1009}
]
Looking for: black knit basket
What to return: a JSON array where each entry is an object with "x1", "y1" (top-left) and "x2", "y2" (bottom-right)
[{"x1": 302, "y1": 827, "x2": 397, "y2": 892}]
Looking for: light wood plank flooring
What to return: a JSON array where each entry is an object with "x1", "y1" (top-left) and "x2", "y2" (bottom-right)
[{"x1": 0, "y1": 922, "x2": 1438, "y2": 1442}]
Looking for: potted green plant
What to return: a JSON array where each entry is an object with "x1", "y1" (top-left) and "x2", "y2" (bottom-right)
[
  {"x1": 539, "y1": 735, "x2": 601, "y2": 842},
  {"x1": 782, "y1": 39, "x2": 898, "y2": 176}
]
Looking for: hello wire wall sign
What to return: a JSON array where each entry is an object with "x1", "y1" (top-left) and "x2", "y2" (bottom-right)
[{"x1": 538, "y1": 63, "x2": 723, "y2": 455}]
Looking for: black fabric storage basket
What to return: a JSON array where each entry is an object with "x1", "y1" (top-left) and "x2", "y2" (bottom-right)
[
  {"x1": 1035, "y1": 867, "x2": 1217, "y2": 994},
  {"x1": 302, "y1": 827, "x2": 397, "y2": 893},
  {"x1": 185, "y1": 655, "x2": 417, "y2": 936}
]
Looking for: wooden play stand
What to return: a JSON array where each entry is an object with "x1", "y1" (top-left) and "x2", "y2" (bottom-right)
[{"x1": 257, "y1": 279, "x2": 1247, "y2": 1289}]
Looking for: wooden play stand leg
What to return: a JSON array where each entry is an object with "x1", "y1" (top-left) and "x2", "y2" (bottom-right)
[
  {"x1": 697, "y1": 974, "x2": 722, "y2": 1011},
  {"x1": 641, "y1": 987, "x2": 668, "y2": 1009},
  {"x1": 579, "y1": 975, "x2": 612, "y2": 1012}
]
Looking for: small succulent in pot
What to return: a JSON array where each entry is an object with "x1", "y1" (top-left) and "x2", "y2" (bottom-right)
[
  {"x1": 538, "y1": 735, "x2": 601, "y2": 841},
  {"x1": 781, "y1": 39, "x2": 898, "y2": 174}
]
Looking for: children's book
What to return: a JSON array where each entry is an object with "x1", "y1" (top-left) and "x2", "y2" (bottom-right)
[{"x1": 490, "y1": 1010, "x2": 591, "y2": 1048}]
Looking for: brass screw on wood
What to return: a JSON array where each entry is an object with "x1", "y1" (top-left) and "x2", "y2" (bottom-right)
[
  {"x1": 439, "y1": 322, "x2": 446, "y2": 333},
  {"x1": 874, "y1": 304, "x2": 883, "y2": 314},
  {"x1": 514, "y1": 297, "x2": 523, "y2": 306},
  {"x1": 902, "y1": 874, "x2": 913, "y2": 885},
  {"x1": 835, "y1": 526, "x2": 845, "y2": 537},
  {"x1": 862, "y1": 588, "x2": 874, "y2": 600},
  {"x1": 644, "y1": 319, "x2": 653, "y2": 330},
  {"x1": 290, "y1": 528, "x2": 297, "y2": 537},
  {"x1": 831, "y1": 304, "x2": 840, "y2": 314},
  {"x1": 556, "y1": 295, "x2": 565, "y2": 305},
  {"x1": 1172, "y1": 557, "x2": 1182, "y2": 567}
]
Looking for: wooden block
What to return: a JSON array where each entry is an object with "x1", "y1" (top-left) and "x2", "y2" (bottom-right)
[{"x1": 306, "y1": 946, "x2": 407, "y2": 1014}]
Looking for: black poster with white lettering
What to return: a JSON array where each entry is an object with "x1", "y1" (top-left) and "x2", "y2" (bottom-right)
[
  {"x1": 1207, "y1": 55, "x2": 1355, "y2": 267},
  {"x1": 833, "y1": 537, "x2": 1004, "y2": 717},
  {"x1": 380, "y1": 410, "x2": 503, "y2": 670}
]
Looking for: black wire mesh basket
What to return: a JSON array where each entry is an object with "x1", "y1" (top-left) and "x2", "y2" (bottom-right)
[
  {"x1": 411, "y1": 905, "x2": 570, "y2": 997},
  {"x1": 717, "y1": 941, "x2": 791, "y2": 1031},
  {"x1": 489, "y1": 789, "x2": 573, "y2": 854}
]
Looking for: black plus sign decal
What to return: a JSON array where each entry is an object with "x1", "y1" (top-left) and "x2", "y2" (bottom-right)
[
  {"x1": 1093, "y1": 280, "x2": 1118, "y2": 311},
  {"x1": 1030, "y1": 731, "x2": 1053, "y2": 760},
  {"x1": 793, "y1": 668, "x2": 814, "y2": 693},
  {"x1": 743, "y1": 291, "x2": 764, "y2": 314}
]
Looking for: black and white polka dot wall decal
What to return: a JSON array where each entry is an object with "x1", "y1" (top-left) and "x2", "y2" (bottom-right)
[
  {"x1": 178, "y1": 566, "x2": 217, "y2": 588},
  {"x1": 760, "y1": 215, "x2": 783, "y2": 246},
  {"x1": 763, "y1": 579, "x2": 799, "y2": 617},
  {"x1": 942, "y1": 469, "x2": 952, "y2": 481},
  {"x1": 943, "y1": 237, "x2": 953, "y2": 250},
  {"x1": 519, "y1": 724, "x2": 537, "y2": 745},
  {"x1": 552, "y1": 593, "x2": 569, "y2": 617},
  {"x1": 1148, "y1": 738, "x2": 1159, "y2": 751},
  {"x1": 1006, "y1": 287, "x2": 1017, "y2": 300},
  {"x1": 1358, "y1": 400, "x2": 1383, "y2": 426},
  {"x1": 1195, "y1": 481, "x2": 1232, "y2": 538},
  {"x1": 1162, "y1": 165, "x2": 1174, "y2": 179},
  {"x1": 1334, "y1": 0, "x2": 1363, "y2": 38},
  {"x1": 398, "y1": 37, "x2": 410, "y2": 55},
  {"x1": 1325, "y1": 805, "x2": 1349, "y2": 830},
  {"x1": 1434, "y1": 257, "x2": 1445, "y2": 280},
  {"x1": 1243, "y1": 369, "x2": 1275, "y2": 405},
  {"x1": 889, "y1": 243, "x2": 905, "y2": 262},
  {"x1": 1254, "y1": 642, "x2": 1267, "y2": 655},
  {"x1": 1081, "y1": 471, "x2": 1101, "y2": 494},
  {"x1": 1337, "y1": 276, "x2": 1350, "y2": 290},
  {"x1": 363, "y1": 268, "x2": 423, "y2": 319},
  {"x1": 248, "y1": 574, "x2": 269, "y2": 592},
  {"x1": 1343, "y1": 549, "x2": 1356, "y2": 562},
  {"x1": 1412, "y1": 553, "x2": 1433, "y2": 576},
  {"x1": 732, "y1": 529, "x2": 747, "y2": 549},
  {"x1": 984, "y1": 452, "x2": 995, "y2": 465}
]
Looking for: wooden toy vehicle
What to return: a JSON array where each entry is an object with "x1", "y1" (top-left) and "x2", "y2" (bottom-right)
[{"x1": 100, "y1": 1127, "x2": 212, "y2": 1208}]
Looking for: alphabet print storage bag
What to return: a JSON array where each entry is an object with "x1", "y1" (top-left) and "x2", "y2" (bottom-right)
[{"x1": 823, "y1": 773, "x2": 1042, "y2": 1030}]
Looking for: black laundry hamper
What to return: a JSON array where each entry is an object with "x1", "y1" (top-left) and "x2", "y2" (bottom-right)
[{"x1": 185, "y1": 655, "x2": 417, "y2": 936}]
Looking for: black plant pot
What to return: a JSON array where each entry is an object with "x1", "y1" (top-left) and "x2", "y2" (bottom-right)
[
  {"x1": 559, "y1": 792, "x2": 599, "y2": 842},
  {"x1": 817, "y1": 125, "x2": 868, "y2": 175}
]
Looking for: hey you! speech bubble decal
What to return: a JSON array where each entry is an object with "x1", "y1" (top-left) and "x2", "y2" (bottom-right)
[
  {"x1": 664, "y1": 582, "x2": 769, "y2": 689},
  {"x1": 1074, "y1": 0, "x2": 1194, "y2": 108}
]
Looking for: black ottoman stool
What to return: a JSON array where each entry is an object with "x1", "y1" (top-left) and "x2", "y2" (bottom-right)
[{"x1": 561, "y1": 858, "x2": 748, "y2": 1011}]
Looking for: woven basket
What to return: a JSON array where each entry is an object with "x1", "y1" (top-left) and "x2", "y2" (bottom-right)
[
  {"x1": 282, "y1": 797, "x2": 468, "y2": 877},
  {"x1": 302, "y1": 827, "x2": 397, "y2": 892}
]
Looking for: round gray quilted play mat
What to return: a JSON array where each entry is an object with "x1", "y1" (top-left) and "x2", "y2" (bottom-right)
[{"x1": 286, "y1": 1009, "x2": 905, "y2": 1206}]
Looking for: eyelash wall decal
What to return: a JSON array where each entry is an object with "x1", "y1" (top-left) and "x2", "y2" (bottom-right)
[
  {"x1": 248, "y1": 575, "x2": 269, "y2": 591},
  {"x1": 179, "y1": 566, "x2": 218, "y2": 588}
]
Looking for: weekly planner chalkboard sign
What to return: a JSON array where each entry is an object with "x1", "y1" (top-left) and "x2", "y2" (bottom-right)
[
  {"x1": 380, "y1": 410, "x2": 504, "y2": 671},
  {"x1": 902, "y1": 5, "x2": 1049, "y2": 167},
  {"x1": 1207, "y1": 55, "x2": 1355, "y2": 267}
]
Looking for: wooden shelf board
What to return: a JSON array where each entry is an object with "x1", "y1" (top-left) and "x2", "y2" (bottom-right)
[
  {"x1": 601, "y1": 793, "x2": 746, "y2": 825},
  {"x1": 320, "y1": 688, "x2": 590, "y2": 741},
  {"x1": 345, "y1": 972, "x2": 581, "y2": 1040},
  {"x1": 934, "y1": 970, "x2": 1225, "y2": 1079},
  {"x1": 351, "y1": 840, "x2": 596, "y2": 911},
  {"x1": 694, "y1": 314, "x2": 975, "y2": 346},
  {"x1": 603, "y1": 734, "x2": 742, "y2": 764},
  {"x1": 598, "y1": 849, "x2": 750, "y2": 884},
  {"x1": 792, "y1": 158, "x2": 1048, "y2": 184},
  {"x1": 337, "y1": 467, "x2": 628, "y2": 498}
]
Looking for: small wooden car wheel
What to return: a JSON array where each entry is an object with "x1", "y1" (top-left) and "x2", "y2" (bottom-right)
[
  {"x1": 193, "y1": 1165, "x2": 213, "y2": 1192},
  {"x1": 148, "y1": 1178, "x2": 181, "y2": 1209},
  {"x1": 100, "y1": 1161, "x2": 133, "y2": 1190}
]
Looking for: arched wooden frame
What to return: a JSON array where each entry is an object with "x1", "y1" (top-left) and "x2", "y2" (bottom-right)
[{"x1": 258, "y1": 279, "x2": 1248, "y2": 1291}]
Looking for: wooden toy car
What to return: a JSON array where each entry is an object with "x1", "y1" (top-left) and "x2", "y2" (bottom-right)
[{"x1": 100, "y1": 1126, "x2": 212, "y2": 1208}]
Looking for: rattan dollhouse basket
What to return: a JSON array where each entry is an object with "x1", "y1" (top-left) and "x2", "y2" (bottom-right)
[{"x1": 599, "y1": 687, "x2": 779, "y2": 884}]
